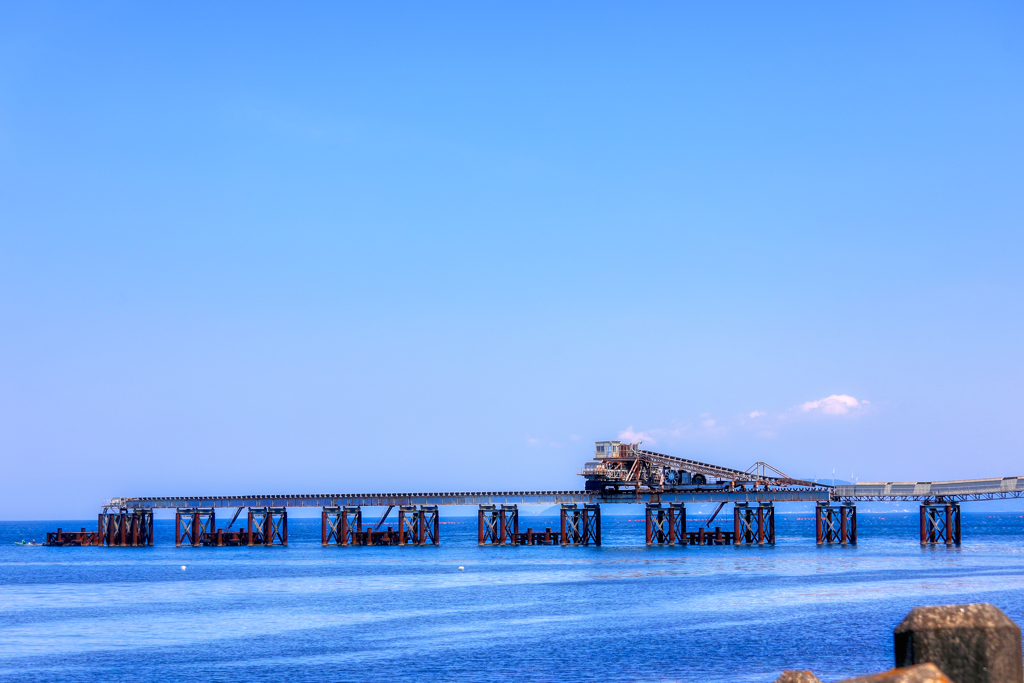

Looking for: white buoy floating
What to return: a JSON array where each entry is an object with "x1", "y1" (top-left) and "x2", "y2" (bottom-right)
[
  {"x1": 181, "y1": 566, "x2": 187, "y2": 571},
  {"x1": 458, "y1": 566, "x2": 464, "y2": 571}
]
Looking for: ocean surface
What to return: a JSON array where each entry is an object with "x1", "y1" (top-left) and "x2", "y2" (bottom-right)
[{"x1": 1, "y1": 512, "x2": 1023, "y2": 683}]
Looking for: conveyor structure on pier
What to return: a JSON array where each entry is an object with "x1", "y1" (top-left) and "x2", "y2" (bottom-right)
[{"x1": 44, "y1": 439, "x2": 1024, "y2": 549}]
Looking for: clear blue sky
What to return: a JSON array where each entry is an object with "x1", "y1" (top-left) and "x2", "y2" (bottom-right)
[{"x1": 1, "y1": 3, "x2": 1022, "y2": 518}]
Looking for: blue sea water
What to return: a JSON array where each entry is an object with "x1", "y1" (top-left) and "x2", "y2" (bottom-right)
[{"x1": 1, "y1": 512, "x2": 1023, "y2": 683}]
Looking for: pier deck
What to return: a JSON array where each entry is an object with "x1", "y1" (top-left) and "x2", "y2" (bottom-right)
[
  {"x1": 108, "y1": 475, "x2": 1024, "y2": 511},
  {"x1": 110, "y1": 489, "x2": 832, "y2": 509}
]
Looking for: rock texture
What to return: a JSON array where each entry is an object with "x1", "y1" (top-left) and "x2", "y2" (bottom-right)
[
  {"x1": 894, "y1": 603, "x2": 1023, "y2": 683},
  {"x1": 774, "y1": 671, "x2": 822, "y2": 683},
  {"x1": 837, "y1": 663, "x2": 951, "y2": 683}
]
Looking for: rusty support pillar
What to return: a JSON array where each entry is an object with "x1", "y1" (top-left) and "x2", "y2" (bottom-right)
[
  {"x1": 670, "y1": 502, "x2": 686, "y2": 545},
  {"x1": 323, "y1": 506, "x2": 346, "y2": 546},
  {"x1": 248, "y1": 507, "x2": 287, "y2": 546},
  {"x1": 478, "y1": 505, "x2": 499, "y2": 545},
  {"x1": 945, "y1": 504, "x2": 952, "y2": 545},
  {"x1": 501, "y1": 505, "x2": 518, "y2": 546},
  {"x1": 420, "y1": 505, "x2": 439, "y2": 545},
  {"x1": 815, "y1": 503, "x2": 823, "y2": 544},
  {"x1": 560, "y1": 504, "x2": 574, "y2": 546},
  {"x1": 560, "y1": 504, "x2": 598, "y2": 545},
  {"x1": 643, "y1": 501, "x2": 659, "y2": 544},
  {"x1": 192, "y1": 510, "x2": 201, "y2": 547},
  {"x1": 734, "y1": 503, "x2": 744, "y2": 544},
  {"x1": 646, "y1": 504, "x2": 668, "y2": 545},
  {"x1": 341, "y1": 506, "x2": 360, "y2": 545},
  {"x1": 816, "y1": 502, "x2": 855, "y2": 545},
  {"x1": 173, "y1": 508, "x2": 213, "y2": 548},
  {"x1": 478, "y1": 505, "x2": 492, "y2": 545},
  {"x1": 645, "y1": 503, "x2": 653, "y2": 545},
  {"x1": 920, "y1": 501, "x2": 961, "y2": 546},
  {"x1": 761, "y1": 503, "x2": 775, "y2": 544},
  {"x1": 398, "y1": 506, "x2": 410, "y2": 546}
]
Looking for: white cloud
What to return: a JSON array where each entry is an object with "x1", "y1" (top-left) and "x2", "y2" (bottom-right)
[
  {"x1": 526, "y1": 438, "x2": 539, "y2": 446},
  {"x1": 797, "y1": 394, "x2": 863, "y2": 416},
  {"x1": 749, "y1": 410, "x2": 766, "y2": 418},
  {"x1": 618, "y1": 426, "x2": 655, "y2": 444},
  {"x1": 702, "y1": 418, "x2": 716, "y2": 428}
]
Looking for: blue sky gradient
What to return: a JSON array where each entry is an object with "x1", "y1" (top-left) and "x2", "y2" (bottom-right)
[{"x1": 1, "y1": 3, "x2": 1022, "y2": 518}]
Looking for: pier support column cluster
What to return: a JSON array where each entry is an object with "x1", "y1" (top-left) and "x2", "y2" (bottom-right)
[
  {"x1": 248, "y1": 507, "x2": 288, "y2": 546},
  {"x1": 398, "y1": 505, "x2": 439, "y2": 546},
  {"x1": 325, "y1": 506, "x2": 439, "y2": 546},
  {"x1": 477, "y1": 504, "x2": 561, "y2": 545},
  {"x1": 174, "y1": 507, "x2": 288, "y2": 546},
  {"x1": 560, "y1": 504, "x2": 601, "y2": 546},
  {"x1": 920, "y1": 501, "x2": 961, "y2": 546},
  {"x1": 734, "y1": 502, "x2": 775, "y2": 545},
  {"x1": 645, "y1": 503, "x2": 704, "y2": 545},
  {"x1": 175, "y1": 508, "x2": 214, "y2": 547},
  {"x1": 96, "y1": 508, "x2": 153, "y2": 547},
  {"x1": 478, "y1": 505, "x2": 521, "y2": 545},
  {"x1": 46, "y1": 507, "x2": 153, "y2": 546},
  {"x1": 646, "y1": 503, "x2": 733, "y2": 545},
  {"x1": 815, "y1": 502, "x2": 857, "y2": 545},
  {"x1": 322, "y1": 506, "x2": 362, "y2": 545}
]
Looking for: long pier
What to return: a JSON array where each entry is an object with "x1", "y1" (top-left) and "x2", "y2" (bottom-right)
[{"x1": 43, "y1": 476, "x2": 1024, "y2": 550}]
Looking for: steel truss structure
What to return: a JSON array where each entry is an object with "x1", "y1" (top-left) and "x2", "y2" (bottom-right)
[
  {"x1": 322, "y1": 505, "x2": 439, "y2": 546},
  {"x1": 815, "y1": 502, "x2": 857, "y2": 545},
  {"x1": 645, "y1": 503, "x2": 686, "y2": 545},
  {"x1": 249, "y1": 507, "x2": 288, "y2": 546},
  {"x1": 99, "y1": 508, "x2": 154, "y2": 547},
  {"x1": 920, "y1": 502, "x2": 961, "y2": 546},
  {"x1": 580, "y1": 442, "x2": 823, "y2": 493},
  {"x1": 560, "y1": 504, "x2": 601, "y2": 545},
  {"x1": 322, "y1": 506, "x2": 363, "y2": 545},
  {"x1": 645, "y1": 503, "x2": 737, "y2": 545},
  {"x1": 734, "y1": 502, "x2": 775, "y2": 545},
  {"x1": 174, "y1": 507, "x2": 288, "y2": 546},
  {"x1": 398, "y1": 505, "x2": 439, "y2": 546},
  {"x1": 175, "y1": 508, "x2": 215, "y2": 547},
  {"x1": 478, "y1": 504, "x2": 521, "y2": 545}
]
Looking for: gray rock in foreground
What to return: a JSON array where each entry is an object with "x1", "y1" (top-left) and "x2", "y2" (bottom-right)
[{"x1": 895, "y1": 603, "x2": 1023, "y2": 683}]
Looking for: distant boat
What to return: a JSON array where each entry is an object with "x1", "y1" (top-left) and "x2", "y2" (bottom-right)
[{"x1": 14, "y1": 540, "x2": 39, "y2": 546}]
